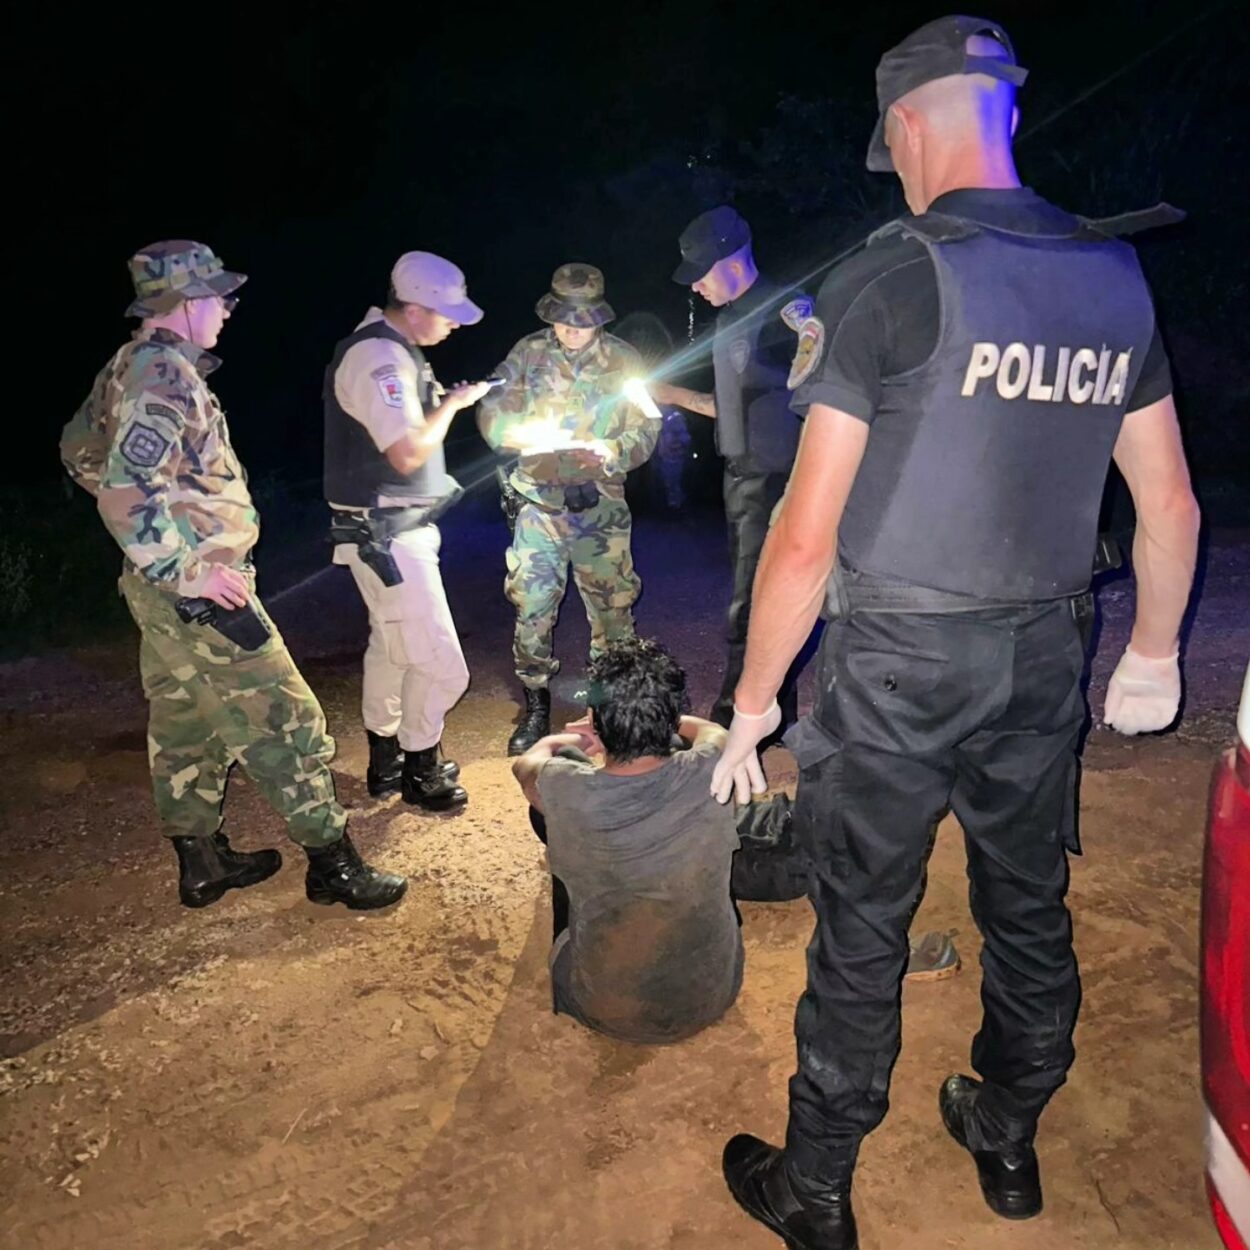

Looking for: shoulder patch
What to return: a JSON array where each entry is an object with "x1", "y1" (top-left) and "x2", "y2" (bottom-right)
[
  {"x1": 375, "y1": 373, "x2": 406, "y2": 409},
  {"x1": 369, "y1": 364, "x2": 399, "y2": 382},
  {"x1": 145, "y1": 401, "x2": 180, "y2": 422},
  {"x1": 787, "y1": 317, "x2": 826, "y2": 390},
  {"x1": 780, "y1": 297, "x2": 813, "y2": 331},
  {"x1": 119, "y1": 422, "x2": 173, "y2": 469}
]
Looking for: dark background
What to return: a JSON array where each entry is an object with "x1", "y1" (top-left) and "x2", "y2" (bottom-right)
[{"x1": 6, "y1": 0, "x2": 1247, "y2": 648}]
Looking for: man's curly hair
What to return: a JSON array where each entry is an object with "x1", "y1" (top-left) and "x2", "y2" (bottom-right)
[{"x1": 587, "y1": 637, "x2": 689, "y2": 763}]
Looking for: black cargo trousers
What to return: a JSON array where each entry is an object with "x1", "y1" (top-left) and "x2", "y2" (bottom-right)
[
  {"x1": 783, "y1": 589, "x2": 1087, "y2": 1182},
  {"x1": 711, "y1": 460, "x2": 802, "y2": 729}
]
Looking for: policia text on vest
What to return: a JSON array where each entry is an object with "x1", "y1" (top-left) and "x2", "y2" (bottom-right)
[{"x1": 962, "y1": 342, "x2": 1132, "y2": 405}]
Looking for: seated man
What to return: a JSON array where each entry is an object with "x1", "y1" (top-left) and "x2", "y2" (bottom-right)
[
  {"x1": 512, "y1": 639, "x2": 958, "y2": 1047},
  {"x1": 513, "y1": 638, "x2": 742, "y2": 1044}
]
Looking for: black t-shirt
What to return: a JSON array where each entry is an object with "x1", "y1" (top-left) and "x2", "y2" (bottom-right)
[
  {"x1": 792, "y1": 187, "x2": 1172, "y2": 423},
  {"x1": 713, "y1": 275, "x2": 803, "y2": 472}
]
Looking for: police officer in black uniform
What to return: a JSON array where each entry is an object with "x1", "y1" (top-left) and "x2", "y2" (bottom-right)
[
  {"x1": 654, "y1": 206, "x2": 806, "y2": 735},
  {"x1": 710, "y1": 17, "x2": 1200, "y2": 1249}
]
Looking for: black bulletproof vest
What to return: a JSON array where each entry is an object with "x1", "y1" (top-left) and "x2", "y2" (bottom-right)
[
  {"x1": 712, "y1": 276, "x2": 802, "y2": 473},
  {"x1": 323, "y1": 320, "x2": 451, "y2": 507},
  {"x1": 839, "y1": 212, "x2": 1157, "y2": 600}
]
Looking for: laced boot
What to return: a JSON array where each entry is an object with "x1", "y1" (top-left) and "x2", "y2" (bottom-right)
[
  {"x1": 171, "y1": 833, "x2": 282, "y2": 908},
  {"x1": 304, "y1": 832, "x2": 407, "y2": 910},
  {"x1": 507, "y1": 686, "x2": 551, "y2": 756},
  {"x1": 402, "y1": 746, "x2": 468, "y2": 811}
]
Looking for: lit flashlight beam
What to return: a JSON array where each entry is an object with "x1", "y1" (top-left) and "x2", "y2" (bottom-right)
[
  {"x1": 623, "y1": 377, "x2": 664, "y2": 420},
  {"x1": 644, "y1": 21, "x2": 1203, "y2": 392}
]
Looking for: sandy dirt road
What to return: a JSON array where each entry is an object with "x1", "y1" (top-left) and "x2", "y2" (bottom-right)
[{"x1": 1, "y1": 513, "x2": 1245, "y2": 1250}]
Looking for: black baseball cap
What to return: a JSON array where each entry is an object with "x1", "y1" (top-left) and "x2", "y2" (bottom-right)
[
  {"x1": 866, "y1": 15, "x2": 1027, "y2": 172},
  {"x1": 671, "y1": 205, "x2": 752, "y2": 285}
]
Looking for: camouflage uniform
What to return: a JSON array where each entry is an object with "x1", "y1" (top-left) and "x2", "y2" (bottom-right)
[
  {"x1": 478, "y1": 266, "x2": 658, "y2": 687},
  {"x1": 60, "y1": 241, "x2": 345, "y2": 848}
]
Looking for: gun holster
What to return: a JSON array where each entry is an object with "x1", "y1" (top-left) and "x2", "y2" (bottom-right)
[
  {"x1": 328, "y1": 492, "x2": 463, "y2": 588},
  {"x1": 1071, "y1": 532, "x2": 1122, "y2": 652},
  {"x1": 562, "y1": 482, "x2": 600, "y2": 513},
  {"x1": 175, "y1": 596, "x2": 272, "y2": 651},
  {"x1": 329, "y1": 514, "x2": 402, "y2": 587},
  {"x1": 496, "y1": 466, "x2": 524, "y2": 533}
]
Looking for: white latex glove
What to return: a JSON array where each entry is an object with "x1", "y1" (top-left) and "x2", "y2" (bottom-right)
[
  {"x1": 710, "y1": 701, "x2": 782, "y2": 805},
  {"x1": 1104, "y1": 646, "x2": 1182, "y2": 735}
]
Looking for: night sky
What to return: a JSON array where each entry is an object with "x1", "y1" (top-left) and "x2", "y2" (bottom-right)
[{"x1": 16, "y1": 1, "x2": 1247, "y2": 496}]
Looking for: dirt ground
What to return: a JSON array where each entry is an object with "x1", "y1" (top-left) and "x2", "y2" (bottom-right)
[{"x1": 1, "y1": 512, "x2": 1246, "y2": 1250}]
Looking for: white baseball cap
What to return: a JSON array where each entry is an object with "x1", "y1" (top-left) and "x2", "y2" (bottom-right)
[{"x1": 391, "y1": 251, "x2": 484, "y2": 325}]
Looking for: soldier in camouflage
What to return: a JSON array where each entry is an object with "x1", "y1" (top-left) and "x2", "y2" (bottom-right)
[
  {"x1": 60, "y1": 241, "x2": 406, "y2": 912},
  {"x1": 478, "y1": 264, "x2": 658, "y2": 754}
]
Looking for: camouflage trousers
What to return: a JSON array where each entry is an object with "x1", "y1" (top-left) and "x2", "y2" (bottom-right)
[
  {"x1": 505, "y1": 496, "x2": 640, "y2": 688},
  {"x1": 120, "y1": 569, "x2": 346, "y2": 848}
]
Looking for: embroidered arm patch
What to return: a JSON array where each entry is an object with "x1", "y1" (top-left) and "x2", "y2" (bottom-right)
[
  {"x1": 371, "y1": 365, "x2": 406, "y2": 409},
  {"x1": 787, "y1": 317, "x2": 826, "y2": 390},
  {"x1": 781, "y1": 297, "x2": 814, "y2": 332},
  {"x1": 119, "y1": 422, "x2": 173, "y2": 469}
]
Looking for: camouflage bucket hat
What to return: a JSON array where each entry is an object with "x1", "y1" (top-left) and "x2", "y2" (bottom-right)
[
  {"x1": 535, "y1": 263, "x2": 615, "y2": 329},
  {"x1": 125, "y1": 240, "x2": 248, "y2": 317}
]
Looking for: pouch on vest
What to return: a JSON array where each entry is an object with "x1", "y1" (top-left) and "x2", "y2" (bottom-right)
[{"x1": 563, "y1": 482, "x2": 600, "y2": 512}]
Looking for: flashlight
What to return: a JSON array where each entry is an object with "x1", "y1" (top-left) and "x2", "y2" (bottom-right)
[{"x1": 623, "y1": 378, "x2": 663, "y2": 421}]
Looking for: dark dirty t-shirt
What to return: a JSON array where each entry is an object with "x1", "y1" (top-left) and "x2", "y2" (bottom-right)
[{"x1": 536, "y1": 742, "x2": 744, "y2": 1045}]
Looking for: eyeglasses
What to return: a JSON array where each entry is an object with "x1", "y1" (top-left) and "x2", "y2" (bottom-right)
[{"x1": 223, "y1": 295, "x2": 240, "y2": 312}]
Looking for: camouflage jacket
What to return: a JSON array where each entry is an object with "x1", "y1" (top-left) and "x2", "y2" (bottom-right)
[
  {"x1": 60, "y1": 328, "x2": 258, "y2": 596},
  {"x1": 477, "y1": 329, "x2": 658, "y2": 508}
]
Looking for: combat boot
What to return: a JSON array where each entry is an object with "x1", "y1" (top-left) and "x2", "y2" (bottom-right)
[
  {"x1": 402, "y1": 746, "x2": 468, "y2": 811},
  {"x1": 304, "y1": 832, "x2": 407, "y2": 910},
  {"x1": 507, "y1": 686, "x2": 551, "y2": 756},
  {"x1": 939, "y1": 1075, "x2": 1042, "y2": 1220},
  {"x1": 172, "y1": 832, "x2": 282, "y2": 909},
  {"x1": 722, "y1": 1135, "x2": 858, "y2": 1250},
  {"x1": 366, "y1": 730, "x2": 403, "y2": 797},
  {"x1": 367, "y1": 731, "x2": 460, "y2": 797}
]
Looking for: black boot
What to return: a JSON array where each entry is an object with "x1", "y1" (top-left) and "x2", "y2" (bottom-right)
[
  {"x1": 367, "y1": 731, "x2": 459, "y2": 796},
  {"x1": 366, "y1": 730, "x2": 403, "y2": 797},
  {"x1": 507, "y1": 686, "x2": 551, "y2": 756},
  {"x1": 939, "y1": 1075, "x2": 1042, "y2": 1220},
  {"x1": 304, "y1": 832, "x2": 407, "y2": 910},
  {"x1": 402, "y1": 746, "x2": 468, "y2": 811},
  {"x1": 171, "y1": 832, "x2": 282, "y2": 909},
  {"x1": 722, "y1": 1135, "x2": 858, "y2": 1250}
]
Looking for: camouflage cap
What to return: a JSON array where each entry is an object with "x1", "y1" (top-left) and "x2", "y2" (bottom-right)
[
  {"x1": 535, "y1": 263, "x2": 615, "y2": 329},
  {"x1": 125, "y1": 240, "x2": 248, "y2": 317}
]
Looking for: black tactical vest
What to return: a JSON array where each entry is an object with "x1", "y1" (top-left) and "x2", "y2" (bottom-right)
[
  {"x1": 713, "y1": 276, "x2": 802, "y2": 473},
  {"x1": 839, "y1": 212, "x2": 1157, "y2": 600},
  {"x1": 323, "y1": 319, "x2": 452, "y2": 508}
]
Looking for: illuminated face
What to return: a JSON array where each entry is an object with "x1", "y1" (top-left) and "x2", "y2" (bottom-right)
[
  {"x1": 691, "y1": 258, "x2": 738, "y2": 308},
  {"x1": 554, "y1": 322, "x2": 597, "y2": 352},
  {"x1": 406, "y1": 304, "x2": 460, "y2": 346},
  {"x1": 182, "y1": 294, "x2": 230, "y2": 349}
]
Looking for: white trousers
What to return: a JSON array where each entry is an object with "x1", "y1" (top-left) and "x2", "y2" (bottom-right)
[{"x1": 334, "y1": 525, "x2": 469, "y2": 751}]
